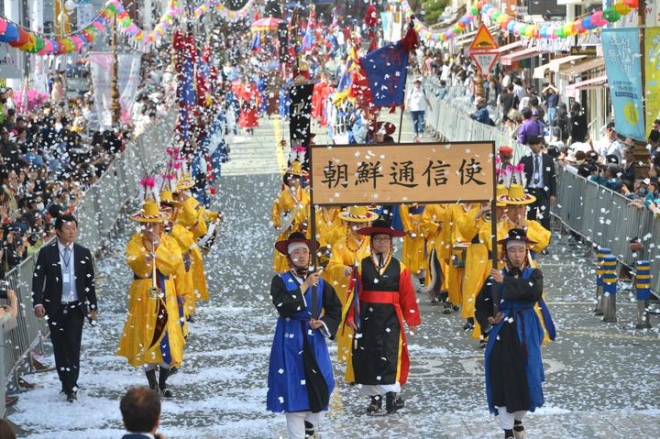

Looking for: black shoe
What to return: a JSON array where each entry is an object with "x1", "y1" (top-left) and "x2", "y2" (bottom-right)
[
  {"x1": 66, "y1": 391, "x2": 77, "y2": 403},
  {"x1": 169, "y1": 366, "x2": 179, "y2": 375},
  {"x1": 385, "y1": 392, "x2": 402, "y2": 414},
  {"x1": 366, "y1": 395, "x2": 382, "y2": 415},
  {"x1": 463, "y1": 321, "x2": 474, "y2": 331},
  {"x1": 159, "y1": 367, "x2": 174, "y2": 398},
  {"x1": 504, "y1": 429, "x2": 514, "y2": 439},
  {"x1": 479, "y1": 339, "x2": 487, "y2": 349},
  {"x1": 541, "y1": 249, "x2": 549, "y2": 255},
  {"x1": 513, "y1": 420, "x2": 527, "y2": 438},
  {"x1": 452, "y1": 305, "x2": 460, "y2": 312},
  {"x1": 304, "y1": 421, "x2": 315, "y2": 438},
  {"x1": 146, "y1": 369, "x2": 158, "y2": 391}
]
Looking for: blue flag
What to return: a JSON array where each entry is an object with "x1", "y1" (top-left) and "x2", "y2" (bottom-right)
[{"x1": 360, "y1": 41, "x2": 408, "y2": 108}]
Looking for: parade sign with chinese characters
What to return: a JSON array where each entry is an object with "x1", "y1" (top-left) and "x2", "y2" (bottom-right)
[{"x1": 310, "y1": 142, "x2": 495, "y2": 205}]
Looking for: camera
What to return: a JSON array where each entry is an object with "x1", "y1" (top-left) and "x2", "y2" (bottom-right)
[{"x1": 0, "y1": 281, "x2": 9, "y2": 300}]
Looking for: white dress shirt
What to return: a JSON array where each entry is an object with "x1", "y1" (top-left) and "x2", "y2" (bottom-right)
[{"x1": 58, "y1": 241, "x2": 78, "y2": 303}]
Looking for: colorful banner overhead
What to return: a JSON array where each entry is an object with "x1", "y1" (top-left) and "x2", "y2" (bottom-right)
[{"x1": 602, "y1": 28, "x2": 646, "y2": 141}]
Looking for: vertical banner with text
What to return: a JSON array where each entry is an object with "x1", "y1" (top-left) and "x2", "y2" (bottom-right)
[
  {"x1": 602, "y1": 29, "x2": 646, "y2": 141},
  {"x1": 645, "y1": 27, "x2": 660, "y2": 135},
  {"x1": 89, "y1": 52, "x2": 142, "y2": 129},
  {"x1": 289, "y1": 82, "x2": 314, "y2": 163}
]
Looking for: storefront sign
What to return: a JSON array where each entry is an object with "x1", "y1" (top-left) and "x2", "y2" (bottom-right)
[
  {"x1": 310, "y1": 142, "x2": 495, "y2": 205},
  {"x1": 602, "y1": 29, "x2": 646, "y2": 141},
  {"x1": 570, "y1": 46, "x2": 598, "y2": 57}
]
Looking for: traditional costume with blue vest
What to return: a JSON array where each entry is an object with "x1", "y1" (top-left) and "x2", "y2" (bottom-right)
[
  {"x1": 267, "y1": 271, "x2": 341, "y2": 413},
  {"x1": 475, "y1": 266, "x2": 553, "y2": 415}
]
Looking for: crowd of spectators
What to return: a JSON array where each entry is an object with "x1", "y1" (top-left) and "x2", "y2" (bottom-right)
[
  {"x1": 0, "y1": 49, "x2": 177, "y2": 278},
  {"x1": 414, "y1": 49, "x2": 660, "y2": 221}
]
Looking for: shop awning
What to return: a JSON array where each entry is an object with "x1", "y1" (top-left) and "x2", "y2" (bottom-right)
[
  {"x1": 565, "y1": 75, "x2": 608, "y2": 99},
  {"x1": 560, "y1": 57, "x2": 604, "y2": 77},
  {"x1": 495, "y1": 40, "x2": 524, "y2": 54},
  {"x1": 500, "y1": 47, "x2": 541, "y2": 66},
  {"x1": 532, "y1": 55, "x2": 586, "y2": 79}
]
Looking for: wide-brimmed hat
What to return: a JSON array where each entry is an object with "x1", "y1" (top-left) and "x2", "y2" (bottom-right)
[
  {"x1": 497, "y1": 183, "x2": 536, "y2": 205},
  {"x1": 497, "y1": 227, "x2": 536, "y2": 247},
  {"x1": 275, "y1": 231, "x2": 320, "y2": 255},
  {"x1": 130, "y1": 198, "x2": 170, "y2": 223},
  {"x1": 285, "y1": 160, "x2": 308, "y2": 177},
  {"x1": 338, "y1": 205, "x2": 379, "y2": 223},
  {"x1": 495, "y1": 183, "x2": 508, "y2": 207},
  {"x1": 357, "y1": 219, "x2": 406, "y2": 237},
  {"x1": 176, "y1": 173, "x2": 195, "y2": 191}
]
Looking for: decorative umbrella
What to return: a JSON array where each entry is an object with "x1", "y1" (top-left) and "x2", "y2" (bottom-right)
[{"x1": 250, "y1": 17, "x2": 282, "y2": 32}]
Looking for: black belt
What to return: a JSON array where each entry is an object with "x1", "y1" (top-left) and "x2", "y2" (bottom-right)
[
  {"x1": 134, "y1": 274, "x2": 169, "y2": 280},
  {"x1": 60, "y1": 301, "x2": 80, "y2": 306}
]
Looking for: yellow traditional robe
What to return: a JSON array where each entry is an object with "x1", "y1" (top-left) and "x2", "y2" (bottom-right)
[
  {"x1": 420, "y1": 203, "x2": 447, "y2": 293},
  {"x1": 118, "y1": 233, "x2": 186, "y2": 367},
  {"x1": 442, "y1": 204, "x2": 473, "y2": 307},
  {"x1": 170, "y1": 223, "x2": 208, "y2": 318},
  {"x1": 399, "y1": 204, "x2": 427, "y2": 276},
  {"x1": 326, "y1": 233, "x2": 370, "y2": 381},
  {"x1": 271, "y1": 186, "x2": 310, "y2": 272}
]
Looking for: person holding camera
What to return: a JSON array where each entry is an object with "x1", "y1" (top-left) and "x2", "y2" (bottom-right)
[{"x1": 31, "y1": 214, "x2": 98, "y2": 403}]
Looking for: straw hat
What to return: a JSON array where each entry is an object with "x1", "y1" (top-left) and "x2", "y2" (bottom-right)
[
  {"x1": 495, "y1": 183, "x2": 508, "y2": 207},
  {"x1": 357, "y1": 219, "x2": 406, "y2": 237},
  {"x1": 338, "y1": 205, "x2": 379, "y2": 223},
  {"x1": 284, "y1": 160, "x2": 308, "y2": 177},
  {"x1": 130, "y1": 198, "x2": 170, "y2": 223},
  {"x1": 497, "y1": 183, "x2": 536, "y2": 205},
  {"x1": 176, "y1": 173, "x2": 195, "y2": 191},
  {"x1": 160, "y1": 190, "x2": 176, "y2": 205}
]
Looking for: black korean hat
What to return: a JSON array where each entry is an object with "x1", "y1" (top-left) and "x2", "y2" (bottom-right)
[
  {"x1": 497, "y1": 227, "x2": 537, "y2": 246},
  {"x1": 275, "y1": 231, "x2": 320, "y2": 256},
  {"x1": 357, "y1": 219, "x2": 406, "y2": 238}
]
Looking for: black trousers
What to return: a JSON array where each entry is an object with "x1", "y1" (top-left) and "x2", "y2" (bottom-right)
[
  {"x1": 526, "y1": 187, "x2": 552, "y2": 231},
  {"x1": 48, "y1": 304, "x2": 85, "y2": 394}
]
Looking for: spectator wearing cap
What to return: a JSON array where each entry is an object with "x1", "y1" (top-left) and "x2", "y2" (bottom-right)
[
  {"x1": 470, "y1": 97, "x2": 491, "y2": 125},
  {"x1": 406, "y1": 77, "x2": 432, "y2": 143},
  {"x1": 520, "y1": 135, "x2": 557, "y2": 232},
  {"x1": 622, "y1": 178, "x2": 650, "y2": 201}
]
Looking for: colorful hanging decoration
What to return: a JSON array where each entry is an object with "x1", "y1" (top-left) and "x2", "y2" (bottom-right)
[
  {"x1": 0, "y1": 0, "x2": 256, "y2": 56},
  {"x1": 398, "y1": 0, "x2": 638, "y2": 43},
  {"x1": 194, "y1": 0, "x2": 256, "y2": 22}
]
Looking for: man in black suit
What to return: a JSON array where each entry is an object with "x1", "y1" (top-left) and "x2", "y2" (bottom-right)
[
  {"x1": 120, "y1": 387, "x2": 164, "y2": 439},
  {"x1": 520, "y1": 135, "x2": 557, "y2": 231},
  {"x1": 32, "y1": 214, "x2": 98, "y2": 402}
]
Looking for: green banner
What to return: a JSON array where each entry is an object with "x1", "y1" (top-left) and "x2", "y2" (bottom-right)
[{"x1": 646, "y1": 27, "x2": 660, "y2": 136}]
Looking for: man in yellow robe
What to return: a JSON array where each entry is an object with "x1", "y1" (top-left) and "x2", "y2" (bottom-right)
[
  {"x1": 271, "y1": 161, "x2": 310, "y2": 272},
  {"x1": 325, "y1": 206, "x2": 377, "y2": 381},
  {"x1": 117, "y1": 198, "x2": 186, "y2": 397}
]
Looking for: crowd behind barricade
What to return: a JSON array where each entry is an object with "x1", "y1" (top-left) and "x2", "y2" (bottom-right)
[
  {"x1": 414, "y1": 50, "x2": 660, "y2": 222},
  {"x1": 0, "y1": 47, "x2": 191, "y2": 278}
]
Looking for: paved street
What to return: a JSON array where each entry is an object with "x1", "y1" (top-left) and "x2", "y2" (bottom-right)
[{"x1": 7, "y1": 110, "x2": 660, "y2": 438}]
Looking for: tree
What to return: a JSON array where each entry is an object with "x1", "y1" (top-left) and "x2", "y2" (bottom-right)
[{"x1": 419, "y1": 0, "x2": 449, "y2": 25}]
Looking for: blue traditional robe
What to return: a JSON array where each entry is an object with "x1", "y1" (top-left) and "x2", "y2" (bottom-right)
[{"x1": 267, "y1": 271, "x2": 341, "y2": 413}]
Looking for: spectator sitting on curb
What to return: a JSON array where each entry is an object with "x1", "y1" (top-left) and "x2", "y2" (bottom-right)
[{"x1": 470, "y1": 97, "x2": 491, "y2": 125}]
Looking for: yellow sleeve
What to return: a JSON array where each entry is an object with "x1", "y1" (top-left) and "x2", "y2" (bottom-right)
[
  {"x1": 457, "y1": 206, "x2": 479, "y2": 241},
  {"x1": 126, "y1": 233, "x2": 182, "y2": 278},
  {"x1": 271, "y1": 192, "x2": 284, "y2": 228},
  {"x1": 398, "y1": 204, "x2": 411, "y2": 232},
  {"x1": 526, "y1": 220, "x2": 551, "y2": 253},
  {"x1": 420, "y1": 204, "x2": 444, "y2": 238},
  {"x1": 326, "y1": 241, "x2": 352, "y2": 280}
]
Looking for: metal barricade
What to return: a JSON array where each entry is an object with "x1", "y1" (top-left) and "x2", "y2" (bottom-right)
[
  {"x1": 426, "y1": 90, "x2": 660, "y2": 296},
  {"x1": 0, "y1": 110, "x2": 177, "y2": 403}
]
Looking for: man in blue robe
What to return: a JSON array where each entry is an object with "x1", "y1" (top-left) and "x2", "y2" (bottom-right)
[{"x1": 267, "y1": 232, "x2": 342, "y2": 439}]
